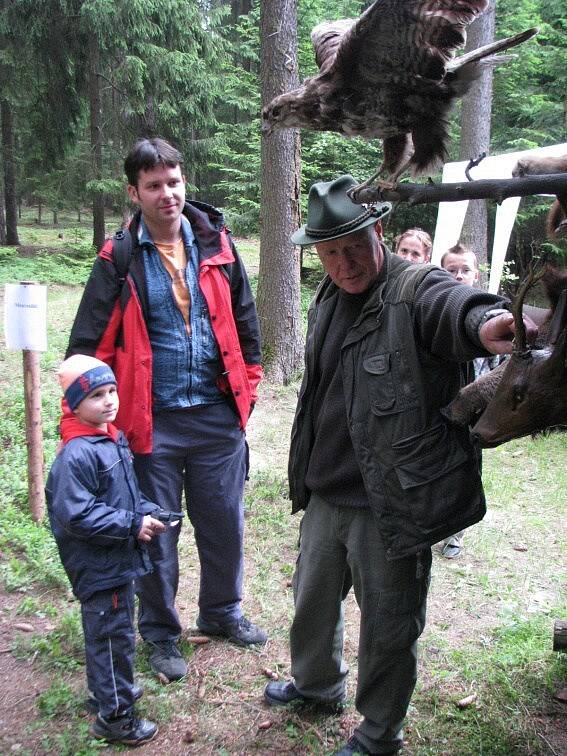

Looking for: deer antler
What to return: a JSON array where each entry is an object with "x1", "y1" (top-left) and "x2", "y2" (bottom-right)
[{"x1": 512, "y1": 258, "x2": 546, "y2": 355}]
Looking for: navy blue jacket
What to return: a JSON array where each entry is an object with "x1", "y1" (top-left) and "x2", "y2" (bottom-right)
[{"x1": 46, "y1": 431, "x2": 155, "y2": 600}]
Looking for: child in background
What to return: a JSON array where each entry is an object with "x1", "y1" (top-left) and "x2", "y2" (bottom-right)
[
  {"x1": 440, "y1": 243, "x2": 479, "y2": 286},
  {"x1": 394, "y1": 227, "x2": 432, "y2": 264},
  {"x1": 441, "y1": 244, "x2": 502, "y2": 378},
  {"x1": 439, "y1": 244, "x2": 501, "y2": 558},
  {"x1": 45, "y1": 354, "x2": 165, "y2": 746}
]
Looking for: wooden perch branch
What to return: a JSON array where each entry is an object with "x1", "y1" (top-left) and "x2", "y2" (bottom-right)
[{"x1": 352, "y1": 173, "x2": 567, "y2": 206}]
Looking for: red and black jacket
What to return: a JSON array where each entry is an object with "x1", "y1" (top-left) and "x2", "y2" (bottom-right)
[{"x1": 67, "y1": 201, "x2": 262, "y2": 454}]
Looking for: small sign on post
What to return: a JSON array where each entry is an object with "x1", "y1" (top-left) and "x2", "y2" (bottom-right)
[{"x1": 4, "y1": 282, "x2": 48, "y2": 523}]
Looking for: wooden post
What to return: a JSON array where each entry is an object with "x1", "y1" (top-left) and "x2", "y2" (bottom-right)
[
  {"x1": 23, "y1": 349, "x2": 45, "y2": 522},
  {"x1": 4, "y1": 281, "x2": 47, "y2": 523}
]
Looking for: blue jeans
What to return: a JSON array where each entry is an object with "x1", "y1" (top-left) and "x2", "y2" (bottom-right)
[{"x1": 134, "y1": 402, "x2": 248, "y2": 642}]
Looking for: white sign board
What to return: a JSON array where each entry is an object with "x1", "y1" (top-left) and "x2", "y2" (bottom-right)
[
  {"x1": 432, "y1": 143, "x2": 567, "y2": 293},
  {"x1": 4, "y1": 283, "x2": 48, "y2": 351}
]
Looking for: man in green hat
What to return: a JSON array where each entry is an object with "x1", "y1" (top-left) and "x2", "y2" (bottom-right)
[{"x1": 264, "y1": 175, "x2": 536, "y2": 755}]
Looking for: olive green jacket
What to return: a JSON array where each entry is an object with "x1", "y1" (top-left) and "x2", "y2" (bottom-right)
[{"x1": 289, "y1": 251, "x2": 505, "y2": 559}]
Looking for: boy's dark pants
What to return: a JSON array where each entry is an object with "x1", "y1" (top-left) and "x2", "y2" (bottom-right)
[{"x1": 81, "y1": 582, "x2": 136, "y2": 719}]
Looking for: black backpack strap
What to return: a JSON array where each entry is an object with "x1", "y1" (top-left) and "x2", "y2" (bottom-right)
[{"x1": 112, "y1": 228, "x2": 133, "y2": 287}]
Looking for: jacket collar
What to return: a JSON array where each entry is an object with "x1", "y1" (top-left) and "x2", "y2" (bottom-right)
[
  {"x1": 131, "y1": 200, "x2": 227, "y2": 263},
  {"x1": 59, "y1": 402, "x2": 121, "y2": 445}
]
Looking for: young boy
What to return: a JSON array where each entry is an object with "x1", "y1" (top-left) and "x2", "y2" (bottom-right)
[
  {"x1": 440, "y1": 243, "x2": 479, "y2": 287},
  {"x1": 440, "y1": 244, "x2": 501, "y2": 378},
  {"x1": 46, "y1": 354, "x2": 165, "y2": 746},
  {"x1": 439, "y1": 245, "x2": 501, "y2": 559}
]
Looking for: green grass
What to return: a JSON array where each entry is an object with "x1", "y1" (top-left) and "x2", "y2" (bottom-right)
[
  {"x1": 0, "y1": 246, "x2": 95, "y2": 286},
  {"x1": 414, "y1": 613, "x2": 567, "y2": 754}
]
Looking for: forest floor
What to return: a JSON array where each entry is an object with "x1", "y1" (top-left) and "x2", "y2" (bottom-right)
[
  {"x1": 0, "y1": 227, "x2": 565, "y2": 754},
  {"x1": 0, "y1": 375, "x2": 565, "y2": 755}
]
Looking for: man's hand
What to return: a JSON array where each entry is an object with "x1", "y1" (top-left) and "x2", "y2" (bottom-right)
[
  {"x1": 137, "y1": 515, "x2": 166, "y2": 542},
  {"x1": 479, "y1": 312, "x2": 538, "y2": 355}
]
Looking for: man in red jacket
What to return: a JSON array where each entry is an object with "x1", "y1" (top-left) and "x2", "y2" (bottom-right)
[{"x1": 68, "y1": 138, "x2": 266, "y2": 681}]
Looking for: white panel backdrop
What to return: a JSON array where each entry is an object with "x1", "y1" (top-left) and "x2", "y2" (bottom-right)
[{"x1": 431, "y1": 143, "x2": 567, "y2": 293}]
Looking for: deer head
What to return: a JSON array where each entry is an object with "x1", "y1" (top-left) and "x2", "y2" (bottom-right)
[
  {"x1": 442, "y1": 264, "x2": 567, "y2": 446},
  {"x1": 470, "y1": 266, "x2": 567, "y2": 447}
]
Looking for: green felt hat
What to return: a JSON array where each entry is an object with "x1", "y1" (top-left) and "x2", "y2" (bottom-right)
[{"x1": 291, "y1": 174, "x2": 391, "y2": 247}]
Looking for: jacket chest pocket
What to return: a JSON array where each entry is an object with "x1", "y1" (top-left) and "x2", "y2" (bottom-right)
[{"x1": 363, "y1": 352, "x2": 420, "y2": 416}]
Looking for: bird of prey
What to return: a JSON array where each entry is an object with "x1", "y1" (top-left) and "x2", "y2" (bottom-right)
[{"x1": 261, "y1": 0, "x2": 538, "y2": 197}]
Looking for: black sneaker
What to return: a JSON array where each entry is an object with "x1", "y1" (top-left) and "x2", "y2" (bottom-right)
[
  {"x1": 85, "y1": 684, "x2": 143, "y2": 714},
  {"x1": 196, "y1": 615, "x2": 268, "y2": 647},
  {"x1": 333, "y1": 735, "x2": 398, "y2": 755},
  {"x1": 333, "y1": 736, "x2": 373, "y2": 755},
  {"x1": 89, "y1": 712, "x2": 158, "y2": 746},
  {"x1": 148, "y1": 640, "x2": 187, "y2": 681},
  {"x1": 265, "y1": 680, "x2": 346, "y2": 712}
]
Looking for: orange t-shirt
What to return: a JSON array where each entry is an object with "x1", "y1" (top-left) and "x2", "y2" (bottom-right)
[{"x1": 155, "y1": 239, "x2": 191, "y2": 334}]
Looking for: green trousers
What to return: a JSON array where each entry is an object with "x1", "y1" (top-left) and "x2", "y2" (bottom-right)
[{"x1": 291, "y1": 494, "x2": 431, "y2": 754}]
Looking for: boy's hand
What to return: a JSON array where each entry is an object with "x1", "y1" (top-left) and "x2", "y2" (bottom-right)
[{"x1": 138, "y1": 515, "x2": 166, "y2": 542}]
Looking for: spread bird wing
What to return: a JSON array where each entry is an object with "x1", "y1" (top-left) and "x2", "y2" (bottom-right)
[{"x1": 310, "y1": 0, "x2": 490, "y2": 85}]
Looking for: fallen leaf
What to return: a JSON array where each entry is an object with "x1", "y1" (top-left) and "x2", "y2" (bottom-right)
[
  {"x1": 513, "y1": 545, "x2": 528, "y2": 552},
  {"x1": 157, "y1": 672, "x2": 170, "y2": 685},
  {"x1": 262, "y1": 667, "x2": 279, "y2": 680},
  {"x1": 258, "y1": 720, "x2": 273, "y2": 730},
  {"x1": 197, "y1": 676, "x2": 206, "y2": 699},
  {"x1": 13, "y1": 623, "x2": 34, "y2": 633},
  {"x1": 185, "y1": 635, "x2": 211, "y2": 645},
  {"x1": 456, "y1": 692, "x2": 477, "y2": 709},
  {"x1": 182, "y1": 730, "x2": 196, "y2": 743},
  {"x1": 285, "y1": 579, "x2": 293, "y2": 588}
]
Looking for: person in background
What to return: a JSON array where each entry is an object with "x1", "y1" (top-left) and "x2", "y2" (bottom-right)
[
  {"x1": 441, "y1": 244, "x2": 503, "y2": 379},
  {"x1": 439, "y1": 243, "x2": 502, "y2": 558},
  {"x1": 394, "y1": 227, "x2": 432, "y2": 264},
  {"x1": 66, "y1": 138, "x2": 266, "y2": 683},
  {"x1": 46, "y1": 354, "x2": 165, "y2": 746},
  {"x1": 263, "y1": 175, "x2": 536, "y2": 755}
]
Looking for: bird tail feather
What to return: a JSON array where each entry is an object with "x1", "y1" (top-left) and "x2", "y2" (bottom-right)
[{"x1": 446, "y1": 27, "x2": 538, "y2": 72}]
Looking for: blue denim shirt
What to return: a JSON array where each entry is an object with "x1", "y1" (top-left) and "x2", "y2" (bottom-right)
[{"x1": 140, "y1": 216, "x2": 223, "y2": 410}]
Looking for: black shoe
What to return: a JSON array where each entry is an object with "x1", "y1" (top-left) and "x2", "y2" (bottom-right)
[
  {"x1": 264, "y1": 680, "x2": 345, "y2": 711},
  {"x1": 334, "y1": 736, "x2": 373, "y2": 755},
  {"x1": 148, "y1": 640, "x2": 187, "y2": 681},
  {"x1": 196, "y1": 615, "x2": 268, "y2": 647},
  {"x1": 89, "y1": 712, "x2": 158, "y2": 746},
  {"x1": 333, "y1": 735, "x2": 398, "y2": 755},
  {"x1": 85, "y1": 684, "x2": 144, "y2": 714}
]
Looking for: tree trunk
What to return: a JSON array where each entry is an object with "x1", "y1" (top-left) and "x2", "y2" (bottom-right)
[
  {"x1": 37, "y1": 198, "x2": 42, "y2": 223},
  {"x1": 0, "y1": 187, "x2": 6, "y2": 244},
  {"x1": 0, "y1": 99, "x2": 20, "y2": 245},
  {"x1": 53, "y1": 209, "x2": 58, "y2": 225},
  {"x1": 258, "y1": 0, "x2": 303, "y2": 383},
  {"x1": 89, "y1": 36, "x2": 105, "y2": 249},
  {"x1": 187, "y1": 127, "x2": 197, "y2": 201},
  {"x1": 458, "y1": 0, "x2": 495, "y2": 284}
]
